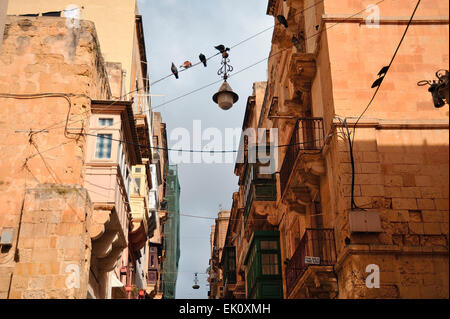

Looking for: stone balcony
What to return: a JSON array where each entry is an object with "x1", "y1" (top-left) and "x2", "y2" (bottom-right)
[
  {"x1": 279, "y1": 117, "x2": 326, "y2": 210},
  {"x1": 285, "y1": 228, "x2": 338, "y2": 298},
  {"x1": 288, "y1": 53, "x2": 317, "y2": 92}
]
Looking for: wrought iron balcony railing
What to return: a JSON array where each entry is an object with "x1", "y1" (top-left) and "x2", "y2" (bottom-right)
[
  {"x1": 285, "y1": 228, "x2": 336, "y2": 296},
  {"x1": 279, "y1": 118, "x2": 325, "y2": 198}
]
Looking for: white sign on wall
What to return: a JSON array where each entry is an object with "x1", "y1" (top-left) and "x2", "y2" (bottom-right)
[{"x1": 305, "y1": 256, "x2": 320, "y2": 265}]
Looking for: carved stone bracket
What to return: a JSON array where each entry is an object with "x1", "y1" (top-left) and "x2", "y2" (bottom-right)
[
  {"x1": 288, "y1": 53, "x2": 316, "y2": 93},
  {"x1": 273, "y1": 24, "x2": 292, "y2": 49},
  {"x1": 284, "y1": 91, "x2": 311, "y2": 116},
  {"x1": 282, "y1": 153, "x2": 325, "y2": 212},
  {"x1": 91, "y1": 204, "x2": 127, "y2": 273}
]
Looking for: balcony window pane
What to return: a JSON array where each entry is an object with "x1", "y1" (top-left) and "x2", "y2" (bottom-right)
[
  {"x1": 134, "y1": 178, "x2": 141, "y2": 194},
  {"x1": 99, "y1": 118, "x2": 113, "y2": 126},
  {"x1": 261, "y1": 253, "x2": 279, "y2": 275},
  {"x1": 260, "y1": 240, "x2": 277, "y2": 250},
  {"x1": 95, "y1": 134, "x2": 112, "y2": 159}
]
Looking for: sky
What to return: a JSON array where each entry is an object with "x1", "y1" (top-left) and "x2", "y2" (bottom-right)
[{"x1": 136, "y1": 0, "x2": 273, "y2": 298}]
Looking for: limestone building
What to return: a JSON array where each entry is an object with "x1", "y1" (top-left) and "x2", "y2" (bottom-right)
[
  {"x1": 208, "y1": 210, "x2": 231, "y2": 299},
  {"x1": 220, "y1": 0, "x2": 449, "y2": 299},
  {"x1": 0, "y1": 1, "x2": 174, "y2": 299},
  {"x1": 0, "y1": 0, "x2": 7, "y2": 51}
]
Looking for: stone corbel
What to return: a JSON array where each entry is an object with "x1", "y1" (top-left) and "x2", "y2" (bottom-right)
[
  {"x1": 287, "y1": 186, "x2": 311, "y2": 207},
  {"x1": 91, "y1": 204, "x2": 127, "y2": 271},
  {"x1": 90, "y1": 204, "x2": 114, "y2": 240},
  {"x1": 96, "y1": 244, "x2": 125, "y2": 272},
  {"x1": 299, "y1": 154, "x2": 325, "y2": 200},
  {"x1": 301, "y1": 153, "x2": 326, "y2": 177},
  {"x1": 288, "y1": 53, "x2": 316, "y2": 92},
  {"x1": 288, "y1": 0, "x2": 303, "y2": 10},
  {"x1": 92, "y1": 230, "x2": 119, "y2": 259},
  {"x1": 286, "y1": 8, "x2": 301, "y2": 34},
  {"x1": 273, "y1": 25, "x2": 292, "y2": 49},
  {"x1": 283, "y1": 91, "x2": 311, "y2": 116}
]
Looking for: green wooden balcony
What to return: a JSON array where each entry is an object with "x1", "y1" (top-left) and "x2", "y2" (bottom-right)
[{"x1": 242, "y1": 163, "x2": 277, "y2": 225}]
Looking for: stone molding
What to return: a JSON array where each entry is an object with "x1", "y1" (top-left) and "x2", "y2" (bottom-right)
[{"x1": 322, "y1": 14, "x2": 450, "y2": 25}]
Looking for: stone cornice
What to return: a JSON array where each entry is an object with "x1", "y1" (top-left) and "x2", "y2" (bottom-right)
[
  {"x1": 332, "y1": 118, "x2": 450, "y2": 130},
  {"x1": 322, "y1": 14, "x2": 449, "y2": 25},
  {"x1": 334, "y1": 244, "x2": 449, "y2": 272}
]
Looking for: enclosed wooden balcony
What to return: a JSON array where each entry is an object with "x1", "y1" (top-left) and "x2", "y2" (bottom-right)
[
  {"x1": 242, "y1": 163, "x2": 277, "y2": 225},
  {"x1": 285, "y1": 228, "x2": 338, "y2": 298},
  {"x1": 279, "y1": 117, "x2": 325, "y2": 201},
  {"x1": 129, "y1": 165, "x2": 150, "y2": 251}
]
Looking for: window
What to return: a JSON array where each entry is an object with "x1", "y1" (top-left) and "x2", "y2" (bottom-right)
[
  {"x1": 95, "y1": 134, "x2": 112, "y2": 159},
  {"x1": 244, "y1": 231, "x2": 282, "y2": 299},
  {"x1": 132, "y1": 177, "x2": 141, "y2": 194},
  {"x1": 261, "y1": 253, "x2": 279, "y2": 275},
  {"x1": 224, "y1": 247, "x2": 236, "y2": 284},
  {"x1": 260, "y1": 241, "x2": 278, "y2": 250},
  {"x1": 99, "y1": 118, "x2": 114, "y2": 126},
  {"x1": 117, "y1": 142, "x2": 122, "y2": 163}
]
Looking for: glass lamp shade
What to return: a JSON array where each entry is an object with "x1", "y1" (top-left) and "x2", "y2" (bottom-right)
[{"x1": 213, "y1": 81, "x2": 239, "y2": 110}]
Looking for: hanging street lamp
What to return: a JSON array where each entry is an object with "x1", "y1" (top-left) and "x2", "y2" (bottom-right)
[
  {"x1": 213, "y1": 50, "x2": 239, "y2": 110},
  {"x1": 192, "y1": 272, "x2": 200, "y2": 290}
]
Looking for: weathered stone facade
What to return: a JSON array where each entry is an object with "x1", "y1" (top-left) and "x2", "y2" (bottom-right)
[
  {"x1": 0, "y1": 16, "x2": 111, "y2": 298},
  {"x1": 208, "y1": 210, "x2": 231, "y2": 299},
  {"x1": 220, "y1": 0, "x2": 449, "y2": 299},
  {"x1": 9, "y1": 185, "x2": 92, "y2": 299},
  {"x1": 0, "y1": 0, "x2": 7, "y2": 52},
  {"x1": 0, "y1": 12, "x2": 168, "y2": 299}
]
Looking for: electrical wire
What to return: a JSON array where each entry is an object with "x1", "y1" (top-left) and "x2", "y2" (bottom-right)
[
  {"x1": 147, "y1": 0, "x2": 388, "y2": 113},
  {"x1": 2, "y1": 0, "x2": 388, "y2": 141},
  {"x1": 147, "y1": 0, "x2": 326, "y2": 87},
  {"x1": 0, "y1": 93, "x2": 76, "y2": 139},
  {"x1": 81, "y1": 131, "x2": 325, "y2": 153},
  {"x1": 346, "y1": 0, "x2": 421, "y2": 210},
  {"x1": 352, "y1": 0, "x2": 421, "y2": 144}
]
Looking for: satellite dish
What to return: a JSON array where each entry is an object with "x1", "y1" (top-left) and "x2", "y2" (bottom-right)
[{"x1": 192, "y1": 272, "x2": 200, "y2": 289}]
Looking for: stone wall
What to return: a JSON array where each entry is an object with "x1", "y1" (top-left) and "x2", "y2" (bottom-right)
[
  {"x1": 8, "y1": 185, "x2": 92, "y2": 299},
  {"x1": 0, "y1": 16, "x2": 111, "y2": 298}
]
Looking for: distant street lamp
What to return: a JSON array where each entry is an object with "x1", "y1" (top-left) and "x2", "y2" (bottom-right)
[
  {"x1": 213, "y1": 50, "x2": 239, "y2": 110},
  {"x1": 192, "y1": 272, "x2": 200, "y2": 290}
]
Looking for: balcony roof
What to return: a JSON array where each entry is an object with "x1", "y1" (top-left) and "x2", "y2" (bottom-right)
[{"x1": 92, "y1": 100, "x2": 142, "y2": 165}]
